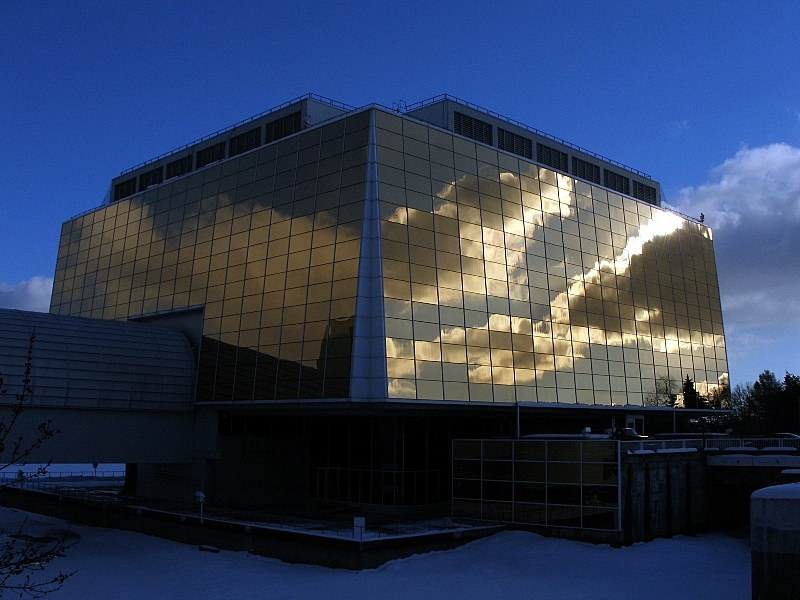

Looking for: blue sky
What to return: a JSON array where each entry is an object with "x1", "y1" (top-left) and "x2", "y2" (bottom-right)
[{"x1": 2, "y1": 1, "x2": 799, "y2": 387}]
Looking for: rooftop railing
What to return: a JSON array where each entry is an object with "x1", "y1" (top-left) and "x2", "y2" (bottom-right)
[
  {"x1": 118, "y1": 93, "x2": 355, "y2": 176},
  {"x1": 404, "y1": 94, "x2": 653, "y2": 180}
]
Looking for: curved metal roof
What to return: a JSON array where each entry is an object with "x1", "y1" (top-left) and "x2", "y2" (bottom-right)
[{"x1": 0, "y1": 309, "x2": 195, "y2": 411}]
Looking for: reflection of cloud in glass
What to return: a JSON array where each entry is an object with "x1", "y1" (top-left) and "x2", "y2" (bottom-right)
[
  {"x1": 440, "y1": 326, "x2": 466, "y2": 345},
  {"x1": 523, "y1": 211, "x2": 687, "y2": 376},
  {"x1": 385, "y1": 166, "x2": 726, "y2": 400},
  {"x1": 388, "y1": 378, "x2": 416, "y2": 397}
]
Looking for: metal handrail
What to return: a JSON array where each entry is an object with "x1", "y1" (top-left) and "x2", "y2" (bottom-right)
[
  {"x1": 404, "y1": 94, "x2": 653, "y2": 180},
  {"x1": 69, "y1": 95, "x2": 704, "y2": 230},
  {"x1": 118, "y1": 93, "x2": 356, "y2": 176}
]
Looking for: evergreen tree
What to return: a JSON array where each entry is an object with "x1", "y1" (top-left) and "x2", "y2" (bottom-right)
[
  {"x1": 682, "y1": 375, "x2": 699, "y2": 409},
  {"x1": 726, "y1": 371, "x2": 800, "y2": 434},
  {"x1": 783, "y1": 372, "x2": 800, "y2": 432},
  {"x1": 752, "y1": 370, "x2": 784, "y2": 433}
]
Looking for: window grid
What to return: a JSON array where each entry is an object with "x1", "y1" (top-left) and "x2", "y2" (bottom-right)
[
  {"x1": 52, "y1": 115, "x2": 367, "y2": 402},
  {"x1": 377, "y1": 117, "x2": 726, "y2": 406},
  {"x1": 52, "y1": 109, "x2": 727, "y2": 409},
  {"x1": 452, "y1": 439, "x2": 620, "y2": 531}
]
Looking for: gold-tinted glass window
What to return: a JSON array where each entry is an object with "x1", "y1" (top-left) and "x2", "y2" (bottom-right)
[
  {"x1": 376, "y1": 109, "x2": 727, "y2": 405},
  {"x1": 51, "y1": 111, "x2": 368, "y2": 402}
]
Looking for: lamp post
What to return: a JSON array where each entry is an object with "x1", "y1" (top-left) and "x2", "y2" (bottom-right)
[{"x1": 195, "y1": 491, "x2": 206, "y2": 525}]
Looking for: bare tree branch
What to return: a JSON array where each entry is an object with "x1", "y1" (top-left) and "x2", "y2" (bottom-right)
[{"x1": 0, "y1": 330, "x2": 74, "y2": 597}]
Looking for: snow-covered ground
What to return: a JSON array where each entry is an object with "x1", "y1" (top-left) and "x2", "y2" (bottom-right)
[
  {"x1": 6, "y1": 463, "x2": 124, "y2": 476},
  {"x1": 1, "y1": 506, "x2": 751, "y2": 599}
]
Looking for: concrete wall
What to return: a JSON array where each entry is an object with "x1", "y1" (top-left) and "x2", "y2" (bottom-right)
[{"x1": 621, "y1": 450, "x2": 707, "y2": 543}]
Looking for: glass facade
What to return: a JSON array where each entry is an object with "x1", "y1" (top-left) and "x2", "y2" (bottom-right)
[
  {"x1": 452, "y1": 439, "x2": 620, "y2": 530},
  {"x1": 375, "y1": 109, "x2": 727, "y2": 406},
  {"x1": 51, "y1": 110, "x2": 371, "y2": 401},
  {"x1": 50, "y1": 103, "x2": 727, "y2": 409}
]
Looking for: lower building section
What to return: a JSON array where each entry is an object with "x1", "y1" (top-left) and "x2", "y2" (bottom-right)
[
  {"x1": 126, "y1": 404, "x2": 720, "y2": 513},
  {"x1": 453, "y1": 438, "x2": 621, "y2": 532},
  {"x1": 452, "y1": 438, "x2": 708, "y2": 544}
]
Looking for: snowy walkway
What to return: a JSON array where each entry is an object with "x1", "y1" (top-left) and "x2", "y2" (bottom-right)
[{"x1": 1, "y1": 506, "x2": 751, "y2": 599}]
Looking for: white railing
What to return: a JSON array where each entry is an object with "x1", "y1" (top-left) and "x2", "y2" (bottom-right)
[
  {"x1": 1, "y1": 471, "x2": 125, "y2": 503},
  {"x1": 619, "y1": 437, "x2": 800, "y2": 453}
]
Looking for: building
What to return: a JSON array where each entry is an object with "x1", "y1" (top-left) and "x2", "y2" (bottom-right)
[{"x1": 7, "y1": 94, "x2": 728, "y2": 508}]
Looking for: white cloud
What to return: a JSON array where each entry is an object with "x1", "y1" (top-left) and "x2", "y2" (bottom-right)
[
  {"x1": 671, "y1": 143, "x2": 800, "y2": 382},
  {"x1": 0, "y1": 276, "x2": 54, "y2": 312},
  {"x1": 671, "y1": 143, "x2": 800, "y2": 230}
]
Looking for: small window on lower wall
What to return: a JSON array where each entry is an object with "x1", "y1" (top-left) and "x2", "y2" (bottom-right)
[
  {"x1": 603, "y1": 169, "x2": 630, "y2": 195},
  {"x1": 632, "y1": 180, "x2": 657, "y2": 204},
  {"x1": 229, "y1": 126, "x2": 262, "y2": 157},
  {"x1": 138, "y1": 166, "x2": 164, "y2": 191},
  {"x1": 497, "y1": 128, "x2": 532, "y2": 159},
  {"x1": 571, "y1": 156, "x2": 600, "y2": 184},
  {"x1": 113, "y1": 177, "x2": 137, "y2": 201},
  {"x1": 265, "y1": 112, "x2": 302, "y2": 144},
  {"x1": 166, "y1": 155, "x2": 193, "y2": 179},
  {"x1": 454, "y1": 111, "x2": 493, "y2": 146},
  {"x1": 536, "y1": 143, "x2": 568, "y2": 173},
  {"x1": 196, "y1": 141, "x2": 226, "y2": 169}
]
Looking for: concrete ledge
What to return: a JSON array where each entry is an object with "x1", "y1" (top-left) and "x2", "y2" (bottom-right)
[
  {"x1": 751, "y1": 483, "x2": 800, "y2": 599},
  {"x1": 0, "y1": 487, "x2": 502, "y2": 570},
  {"x1": 762, "y1": 447, "x2": 798, "y2": 453},
  {"x1": 708, "y1": 454, "x2": 800, "y2": 467}
]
